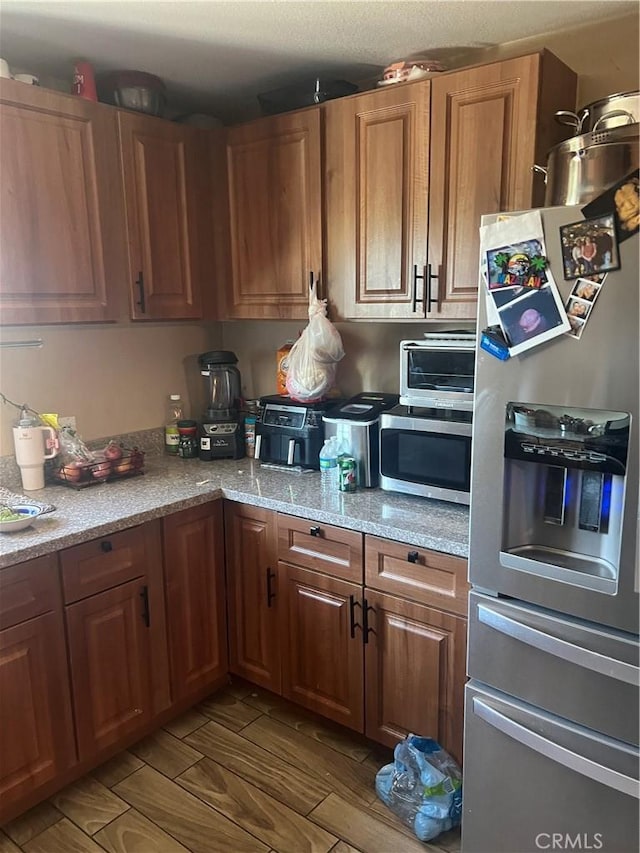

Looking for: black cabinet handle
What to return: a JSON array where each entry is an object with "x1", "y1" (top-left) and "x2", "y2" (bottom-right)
[
  {"x1": 412, "y1": 264, "x2": 426, "y2": 314},
  {"x1": 135, "y1": 270, "x2": 146, "y2": 314},
  {"x1": 426, "y1": 264, "x2": 438, "y2": 312},
  {"x1": 100, "y1": 540, "x2": 113, "y2": 553},
  {"x1": 363, "y1": 598, "x2": 375, "y2": 645},
  {"x1": 266, "y1": 568, "x2": 276, "y2": 608},
  {"x1": 349, "y1": 594, "x2": 362, "y2": 639},
  {"x1": 140, "y1": 585, "x2": 150, "y2": 627},
  {"x1": 309, "y1": 526, "x2": 321, "y2": 537},
  {"x1": 407, "y1": 550, "x2": 420, "y2": 563}
]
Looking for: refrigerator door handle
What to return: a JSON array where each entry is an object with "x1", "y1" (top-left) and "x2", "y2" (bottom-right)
[
  {"x1": 478, "y1": 602, "x2": 639, "y2": 687},
  {"x1": 473, "y1": 697, "x2": 640, "y2": 799}
]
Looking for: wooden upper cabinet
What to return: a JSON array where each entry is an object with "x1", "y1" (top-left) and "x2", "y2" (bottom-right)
[
  {"x1": 427, "y1": 52, "x2": 576, "y2": 320},
  {"x1": 163, "y1": 502, "x2": 228, "y2": 703},
  {"x1": 325, "y1": 82, "x2": 430, "y2": 320},
  {"x1": 225, "y1": 108, "x2": 322, "y2": 319},
  {"x1": 325, "y1": 51, "x2": 576, "y2": 321},
  {"x1": 0, "y1": 79, "x2": 127, "y2": 324},
  {"x1": 118, "y1": 112, "x2": 209, "y2": 320}
]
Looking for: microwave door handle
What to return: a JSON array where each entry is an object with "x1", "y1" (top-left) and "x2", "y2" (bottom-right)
[
  {"x1": 254, "y1": 434, "x2": 262, "y2": 460},
  {"x1": 478, "y1": 602, "x2": 639, "y2": 687},
  {"x1": 473, "y1": 697, "x2": 640, "y2": 799},
  {"x1": 287, "y1": 438, "x2": 296, "y2": 466}
]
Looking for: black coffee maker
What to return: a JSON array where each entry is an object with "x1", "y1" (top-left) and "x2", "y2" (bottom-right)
[{"x1": 198, "y1": 351, "x2": 244, "y2": 460}]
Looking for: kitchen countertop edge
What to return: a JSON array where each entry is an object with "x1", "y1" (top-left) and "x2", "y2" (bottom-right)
[{"x1": 0, "y1": 457, "x2": 470, "y2": 568}]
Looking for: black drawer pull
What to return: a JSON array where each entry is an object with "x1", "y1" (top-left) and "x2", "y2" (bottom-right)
[
  {"x1": 101, "y1": 541, "x2": 113, "y2": 553},
  {"x1": 140, "y1": 585, "x2": 150, "y2": 627},
  {"x1": 363, "y1": 598, "x2": 375, "y2": 645},
  {"x1": 266, "y1": 567, "x2": 276, "y2": 607},
  {"x1": 309, "y1": 526, "x2": 321, "y2": 537},
  {"x1": 349, "y1": 594, "x2": 362, "y2": 639},
  {"x1": 407, "y1": 551, "x2": 419, "y2": 563}
]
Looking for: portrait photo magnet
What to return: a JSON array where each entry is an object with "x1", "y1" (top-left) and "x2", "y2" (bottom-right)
[{"x1": 559, "y1": 213, "x2": 620, "y2": 281}]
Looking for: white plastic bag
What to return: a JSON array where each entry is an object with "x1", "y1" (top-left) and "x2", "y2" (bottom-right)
[{"x1": 285, "y1": 283, "x2": 344, "y2": 401}]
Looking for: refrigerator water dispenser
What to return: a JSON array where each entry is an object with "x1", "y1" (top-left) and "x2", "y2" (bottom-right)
[{"x1": 500, "y1": 403, "x2": 630, "y2": 594}]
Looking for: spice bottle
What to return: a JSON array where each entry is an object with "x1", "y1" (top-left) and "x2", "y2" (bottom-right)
[
  {"x1": 165, "y1": 394, "x2": 184, "y2": 455},
  {"x1": 177, "y1": 420, "x2": 199, "y2": 458}
]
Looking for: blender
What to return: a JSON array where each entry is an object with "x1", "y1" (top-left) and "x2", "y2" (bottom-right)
[{"x1": 198, "y1": 351, "x2": 244, "y2": 460}]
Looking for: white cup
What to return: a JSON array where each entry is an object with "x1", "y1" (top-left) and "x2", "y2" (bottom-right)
[
  {"x1": 13, "y1": 425, "x2": 58, "y2": 490},
  {"x1": 14, "y1": 73, "x2": 39, "y2": 86},
  {"x1": 0, "y1": 59, "x2": 11, "y2": 79}
]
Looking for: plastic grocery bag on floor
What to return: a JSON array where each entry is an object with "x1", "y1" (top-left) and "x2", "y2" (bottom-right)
[
  {"x1": 285, "y1": 281, "x2": 344, "y2": 401},
  {"x1": 375, "y1": 735, "x2": 462, "y2": 843}
]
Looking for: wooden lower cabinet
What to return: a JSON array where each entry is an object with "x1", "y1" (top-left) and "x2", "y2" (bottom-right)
[
  {"x1": 163, "y1": 501, "x2": 228, "y2": 703},
  {"x1": 65, "y1": 577, "x2": 154, "y2": 760},
  {"x1": 0, "y1": 612, "x2": 76, "y2": 817},
  {"x1": 280, "y1": 562, "x2": 364, "y2": 732},
  {"x1": 364, "y1": 589, "x2": 467, "y2": 764},
  {"x1": 224, "y1": 502, "x2": 281, "y2": 692}
]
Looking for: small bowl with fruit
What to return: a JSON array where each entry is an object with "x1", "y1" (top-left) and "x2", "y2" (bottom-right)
[{"x1": 0, "y1": 504, "x2": 43, "y2": 533}]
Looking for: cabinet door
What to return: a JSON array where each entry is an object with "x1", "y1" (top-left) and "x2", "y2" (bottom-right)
[
  {"x1": 325, "y1": 82, "x2": 430, "y2": 319},
  {"x1": 118, "y1": 112, "x2": 206, "y2": 320},
  {"x1": 163, "y1": 502, "x2": 228, "y2": 703},
  {"x1": 66, "y1": 578, "x2": 152, "y2": 760},
  {"x1": 280, "y1": 563, "x2": 364, "y2": 732},
  {"x1": 365, "y1": 590, "x2": 466, "y2": 764},
  {"x1": 0, "y1": 613, "x2": 76, "y2": 818},
  {"x1": 0, "y1": 78, "x2": 127, "y2": 324},
  {"x1": 226, "y1": 108, "x2": 322, "y2": 319},
  {"x1": 224, "y1": 502, "x2": 280, "y2": 692},
  {"x1": 427, "y1": 55, "x2": 542, "y2": 320}
]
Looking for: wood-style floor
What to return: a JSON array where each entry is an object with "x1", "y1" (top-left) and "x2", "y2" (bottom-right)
[{"x1": 0, "y1": 679, "x2": 462, "y2": 853}]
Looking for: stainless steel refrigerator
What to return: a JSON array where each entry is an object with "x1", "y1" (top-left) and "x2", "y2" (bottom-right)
[{"x1": 462, "y1": 205, "x2": 639, "y2": 853}]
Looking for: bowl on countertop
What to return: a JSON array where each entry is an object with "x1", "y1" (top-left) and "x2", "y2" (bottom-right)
[{"x1": 0, "y1": 504, "x2": 44, "y2": 533}]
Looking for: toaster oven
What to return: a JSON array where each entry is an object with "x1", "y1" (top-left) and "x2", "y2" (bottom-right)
[{"x1": 399, "y1": 332, "x2": 477, "y2": 410}]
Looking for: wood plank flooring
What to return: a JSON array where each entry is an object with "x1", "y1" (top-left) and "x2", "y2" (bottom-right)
[{"x1": 1, "y1": 680, "x2": 461, "y2": 853}]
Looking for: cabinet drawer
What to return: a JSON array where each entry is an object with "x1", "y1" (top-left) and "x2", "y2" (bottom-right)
[
  {"x1": 277, "y1": 514, "x2": 362, "y2": 582},
  {"x1": 365, "y1": 535, "x2": 469, "y2": 616},
  {"x1": 0, "y1": 555, "x2": 60, "y2": 630},
  {"x1": 60, "y1": 526, "x2": 148, "y2": 604}
]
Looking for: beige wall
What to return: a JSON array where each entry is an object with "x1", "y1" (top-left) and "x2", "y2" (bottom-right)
[
  {"x1": 484, "y1": 11, "x2": 639, "y2": 107},
  {"x1": 0, "y1": 323, "x2": 222, "y2": 455},
  {"x1": 1, "y1": 10, "x2": 637, "y2": 458},
  {"x1": 222, "y1": 320, "x2": 474, "y2": 402}
]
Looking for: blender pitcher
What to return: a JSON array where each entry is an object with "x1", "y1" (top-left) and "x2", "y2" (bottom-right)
[{"x1": 199, "y1": 351, "x2": 242, "y2": 421}]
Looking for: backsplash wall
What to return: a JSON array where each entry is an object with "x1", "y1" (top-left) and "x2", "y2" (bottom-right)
[
  {"x1": 222, "y1": 320, "x2": 474, "y2": 401},
  {"x1": 0, "y1": 322, "x2": 222, "y2": 456}
]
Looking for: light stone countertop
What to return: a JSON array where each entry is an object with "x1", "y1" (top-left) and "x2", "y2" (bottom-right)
[{"x1": 0, "y1": 455, "x2": 470, "y2": 569}]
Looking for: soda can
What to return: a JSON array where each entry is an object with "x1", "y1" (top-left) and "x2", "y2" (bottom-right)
[{"x1": 338, "y1": 456, "x2": 358, "y2": 492}]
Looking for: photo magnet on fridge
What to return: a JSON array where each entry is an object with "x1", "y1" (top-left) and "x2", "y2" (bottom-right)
[
  {"x1": 582, "y1": 168, "x2": 639, "y2": 244},
  {"x1": 559, "y1": 214, "x2": 620, "y2": 280},
  {"x1": 479, "y1": 209, "x2": 570, "y2": 357}
]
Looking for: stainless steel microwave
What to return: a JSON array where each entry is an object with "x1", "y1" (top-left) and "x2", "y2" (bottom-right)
[
  {"x1": 399, "y1": 333, "x2": 476, "y2": 410},
  {"x1": 380, "y1": 407, "x2": 473, "y2": 504}
]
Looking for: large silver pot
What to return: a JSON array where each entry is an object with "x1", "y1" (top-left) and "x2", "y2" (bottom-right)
[
  {"x1": 533, "y1": 122, "x2": 639, "y2": 206},
  {"x1": 555, "y1": 90, "x2": 639, "y2": 135}
]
